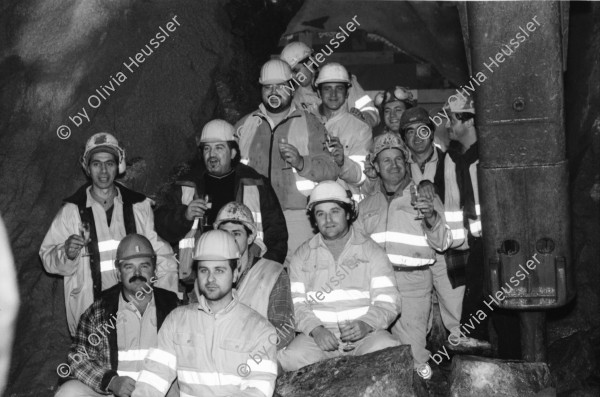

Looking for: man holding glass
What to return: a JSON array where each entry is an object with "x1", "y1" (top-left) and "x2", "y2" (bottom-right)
[
  {"x1": 154, "y1": 119, "x2": 288, "y2": 267},
  {"x1": 278, "y1": 181, "x2": 399, "y2": 372},
  {"x1": 40, "y1": 133, "x2": 178, "y2": 337},
  {"x1": 353, "y1": 132, "x2": 452, "y2": 379}
]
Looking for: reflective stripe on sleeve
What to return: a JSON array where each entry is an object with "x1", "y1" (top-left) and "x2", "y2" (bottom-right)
[
  {"x1": 371, "y1": 276, "x2": 395, "y2": 289},
  {"x1": 387, "y1": 254, "x2": 435, "y2": 267},
  {"x1": 290, "y1": 282, "x2": 306, "y2": 294},
  {"x1": 354, "y1": 95, "x2": 372, "y2": 110},
  {"x1": 137, "y1": 370, "x2": 171, "y2": 394},
  {"x1": 179, "y1": 238, "x2": 195, "y2": 249},
  {"x1": 372, "y1": 294, "x2": 396, "y2": 304},
  {"x1": 117, "y1": 370, "x2": 139, "y2": 380}
]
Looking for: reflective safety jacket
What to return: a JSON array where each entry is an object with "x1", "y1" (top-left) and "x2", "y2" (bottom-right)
[
  {"x1": 444, "y1": 154, "x2": 481, "y2": 249},
  {"x1": 355, "y1": 181, "x2": 452, "y2": 268},
  {"x1": 293, "y1": 75, "x2": 380, "y2": 127},
  {"x1": 316, "y1": 107, "x2": 373, "y2": 202},
  {"x1": 154, "y1": 161, "x2": 288, "y2": 265},
  {"x1": 235, "y1": 104, "x2": 339, "y2": 209},
  {"x1": 40, "y1": 184, "x2": 179, "y2": 336},
  {"x1": 289, "y1": 226, "x2": 399, "y2": 336},
  {"x1": 133, "y1": 290, "x2": 277, "y2": 397}
]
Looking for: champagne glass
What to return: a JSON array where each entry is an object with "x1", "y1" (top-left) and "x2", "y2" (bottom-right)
[
  {"x1": 279, "y1": 137, "x2": 292, "y2": 170},
  {"x1": 410, "y1": 184, "x2": 425, "y2": 220},
  {"x1": 201, "y1": 194, "x2": 212, "y2": 227},
  {"x1": 79, "y1": 222, "x2": 91, "y2": 257},
  {"x1": 325, "y1": 133, "x2": 334, "y2": 153},
  {"x1": 337, "y1": 313, "x2": 356, "y2": 352}
]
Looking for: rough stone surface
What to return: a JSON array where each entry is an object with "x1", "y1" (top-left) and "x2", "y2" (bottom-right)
[
  {"x1": 449, "y1": 355, "x2": 553, "y2": 397},
  {"x1": 275, "y1": 346, "x2": 424, "y2": 397}
]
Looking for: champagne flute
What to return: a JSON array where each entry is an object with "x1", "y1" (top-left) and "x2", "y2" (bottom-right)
[
  {"x1": 279, "y1": 137, "x2": 292, "y2": 170},
  {"x1": 410, "y1": 184, "x2": 425, "y2": 220},
  {"x1": 337, "y1": 313, "x2": 356, "y2": 352},
  {"x1": 79, "y1": 222, "x2": 91, "y2": 257},
  {"x1": 201, "y1": 194, "x2": 212, "y2": 227},
  {"x1": 325, "y1": 133, "x2": 334, "y2": 153}
]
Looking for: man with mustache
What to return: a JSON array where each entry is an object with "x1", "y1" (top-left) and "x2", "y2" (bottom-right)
[
  {"x1": 154, "y1": 119, "x2": 288, "y2": 266},
  {"x1": 236, "y1": 59, "x2": 339, "y2": 265},
  {"x1": 40, "y1": 133, "x2": 178, "y2": 337},
  {"x1": 133, "y1": 230, "x2": 277, "y2": 397},
  {"x1": 55, "y1": 234, "x2": 179, "y2": 397}
]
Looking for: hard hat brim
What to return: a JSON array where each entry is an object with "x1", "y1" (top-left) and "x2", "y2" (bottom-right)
[
  {"x1": 193, "y1": 254, "x2": 237, "y2": 261},
  {"x1": 117, "y1": 253, "x2": 156, "y2": 263},
  {"x1": 87, "y1": 146, "x2": 119, "y2": 162}
]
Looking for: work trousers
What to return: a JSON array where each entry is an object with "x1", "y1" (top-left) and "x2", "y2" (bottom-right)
[
  {"x1": 392, "y1": 268, "x2": 432, "y2": 366},
  {"x1": 278, "y1": 330, "x2": 399, "y2": 372},
  {"x1": 55, "y1": 379, "x2": 179, "y2": 397},
  {"x1": 431, "y1": 254, "x2": 465, "y2": 336}
]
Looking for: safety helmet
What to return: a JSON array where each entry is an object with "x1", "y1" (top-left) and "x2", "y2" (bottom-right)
[
  {"x1": 213, "y1": 201, "x2": 257, "y2": 241},
  {"x1": 371, "y1": 132, "x2": 410, "y2": 161},
  {"x1": 192, "y1": 229, "x2": 240, "y2": 261},
  {"x1": 115, "y1": 234, "x2": 156, "y2": 264},
  {"x1": 259, "y1": 59, "x2": 293, "y2": 85},
  {"x1": 315, "y1": 63, "x2": 351, "y2": 86},
  {"x1": 374, "y1": 86, "x2": 417, "y2": 109},
  {"x1": 280, "y1": 42, "x2": 313, "y2": 68},
  {"x1": 444, "y1": 95, "x2": 475, "y2": 114},
  {"x1": 307, "y1": 180, "x2": 353, "y2": 211},
  {"x1": 81, "y1": 132, "x2": 126, "y2": 174},
  {"x1": 196, "y1": 119, "x2": 236, "y2": 146}
]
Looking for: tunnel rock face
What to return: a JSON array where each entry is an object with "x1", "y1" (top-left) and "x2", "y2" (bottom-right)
[{"x1": 0, "y1": 0, "x2": 259, "y2": 394}]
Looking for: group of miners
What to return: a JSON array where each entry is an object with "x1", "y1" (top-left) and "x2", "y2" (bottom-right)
[{"x1": 42, "y1": 41, "x2": 498, "y2": 397}]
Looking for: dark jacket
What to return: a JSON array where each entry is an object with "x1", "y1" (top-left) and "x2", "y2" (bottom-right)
[
  {"x1": 154, "y1": 161, "x2": 288, "y2": 264},
  {"x1": 67, "y1": 284, "x2": 178, "y2": 394}
]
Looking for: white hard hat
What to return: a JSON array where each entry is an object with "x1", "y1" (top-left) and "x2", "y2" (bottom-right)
[
  {"x1": 80, "y1": 132, "x2": 126, "y2": 174},
  {"x1": 193, "y1": 230, "x2": 240, "y2": 261},
  {"x1": 280, "y1": 42, "x2": 312, "y2": 68},
  {"x1": 315, "y1": 63, "x2": 351, "y2": 86},
  {"x1": 444, "y1": 95, "x2": 475, "y2": 114},
  {"x1": 213, "y1": 201, "x2": 257, "y2": 241},
  {"x1": 259, "y1": 59, "x2": 293, "y2": 85},
  {"x1": 116, "y1": 234, "x2": 156, "y2": 264},
  {"x1": 196, "y1": 119, "x2": 236, "y2": 146},
  {"x1": 307, "y1": 181, "x2": 353, "y2": 211}
]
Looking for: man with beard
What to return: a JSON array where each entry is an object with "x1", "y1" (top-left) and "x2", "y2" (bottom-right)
[
  {"x1": 354, "y1": 133, "x2": 452, "y2": 380},
  {"x1": 279, "y1": 41, "x2": 380, "y2": 128},
  {"x1": 40, "y1": 133, "x2": 178, "y2": 337},
  {"x1": 133, "y1": 230, "x2": 277, "y2": 397},
  {"x1": 55, "y1": 234, "x2": 179, "y2": 397},
  {"x1": 236, "y1": 59, "x2": 339, "y2": 264},
  {"x1": 154, "y1": 119, "x2": 287, "y2": 266},
  {"x1": 314, "y1": 63, "x2": 372, "y2": 203}
]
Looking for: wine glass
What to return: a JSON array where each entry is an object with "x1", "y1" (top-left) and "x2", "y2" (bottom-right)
[
  {"x1": 337, "y1": 313, "x2": 356, "y2": 352},
  {"x1": 279, "y1": 137, "x2": 292, "y2": 170},
  {"x1": 201, "y1": 194, "x2": 212, "y2": 227},
  {"x1": 79, "y1": 222, "x2": 91, "y2": 257},
  {"x1": 410, "y1": 184, "x2": 425, "y2": 220}
]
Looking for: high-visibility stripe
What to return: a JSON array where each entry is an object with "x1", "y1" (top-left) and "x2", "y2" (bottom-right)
[
  {"x1": 146, "y1": 348, "x2": 177, "y2": 371},
  {"x1": 246, "y1": 359, "x2": 278, "y2": 375},
  {"x1": 354, "y1": 95, "x2": 372, "y2": 110},
  {"x1": 372, "y1": 294, "x2": 396, "y2": 304},
  {"x1": 306, "y1": 289, "x2": 370, "y2": 303},
  {"x1": 352, "y1": 193, "x2": 363, "y2": 202},
  {"x1": 469, "y1": 221, "x2": 482, "y2": 234},
  {"x1": 371, "y1": 276, "x2": 395, "y2": 289},
  {"x1": 451, "y1": 229, "x2": 466, "y2": 241},
  {"x1": 137, "y1": 370, "x2": 171, "y2": 394},
  {"x1": 475, "y1": 204, "x2": 481, "y2": 216},
  {"x1": 370, "y1": 231, "x2": 428, "y2": 247},
  {"x1": 180, "y1": 393, "x2": 195, "y2": 397},
  {"x1": 387, "y1": 254, "x2": 434, "y2": 267},
  {"x1": 251, "y1": 212, "x2": 262, "y2": 224},
  {"x1": 296, "y1": 179, "x2": 317, "y2": 191},
  {"x1": 348, "y1": 155, "x2": 366, "y2": 164},
  {"x1": 98, "y1": 239, "x2": 120, "y2": 252},
  {"x1": 117, "y1": 370, "x2": 139, "y2": 380},
  {"x1": 179, "y1": 238, "x2": 195, "y2": 249},
  {"x1": 118, "y1": 349, "x2": 149, "y2": 361},
  {"x1": 100, "y1": 260, "x2": 115, "y2": 273},
  {"x1": 178, "y1": 370, "x2": 243, "y2": 386},
  {"x1": 312, "y1": 306, "x2": 369, "y2": 323},
  {"x1": 242, "y1": 379, "x2": 274, "y2": 397},
  {"x1": 241, "y1": 158, "x2": 250, "y2": 165},
  {"x1": 445, "y1": 211, "x2": 463, "y2": 222},
  {"x1": 360, "y1": 105, "x2": 378, "y2": 113},
  {"x1": 293, "y1": 297, "x2": 306, "y2": 304},
  {"x1": 290, "y1": 282, "x2": 306, "y2": 294},
  {"x1": 256, "y1": 231, "x2": 264, "y2": 240}
]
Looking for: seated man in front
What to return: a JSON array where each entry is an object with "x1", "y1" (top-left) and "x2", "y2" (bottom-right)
[
  {"x1": 278, "y1": 181, "x2": 400, "y2": 372},
  {"x1": 133, "y1": 230, "x2": 277, "y2": 397},
  {"x1": 214, "y1": 201, "x2": 294, "y2": 349},
  {"x1": 55, "y1": 234, "x2": 179, "y2": 397}
]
